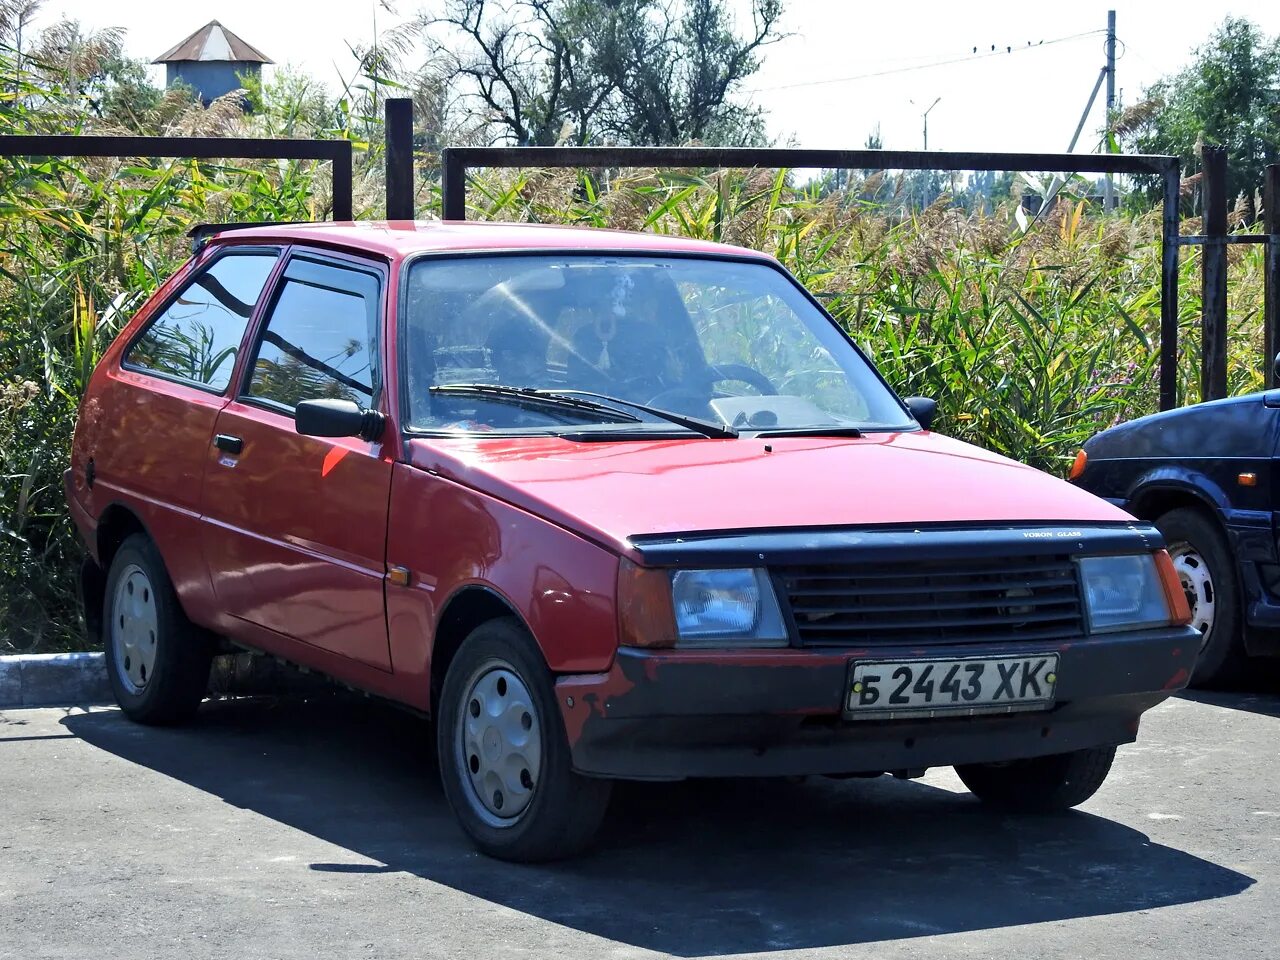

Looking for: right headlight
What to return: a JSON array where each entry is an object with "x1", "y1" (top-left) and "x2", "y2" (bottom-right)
[{"x1": 1079, "y1": 551, "x2": 1191, "y2": 633}]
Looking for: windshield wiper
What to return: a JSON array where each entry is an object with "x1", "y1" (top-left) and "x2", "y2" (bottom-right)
[
  {"x1": 430, "y1": 383, "x2": 738, "y2": 438},
  {"x1": 554, "y1": 390, "x2": 738, "y2": 439},
  {"x1": 429, "y1": 383, "x2": 643, "y2": 424},
  {"x1": 751, "y1": 425, "x2": 864, "y2": 438}
]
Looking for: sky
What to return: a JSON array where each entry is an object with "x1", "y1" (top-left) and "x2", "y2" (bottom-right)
[{"x1": 27, "y1": 0, "x2": 1280, "y2": 154}]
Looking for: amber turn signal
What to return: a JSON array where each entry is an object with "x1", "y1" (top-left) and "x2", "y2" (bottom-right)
[
  {"x1": 617, "y1": 558, "x2": 677, "y2": 648},
  {"x1": 1068, "y1": 449, "x2": 1088, "y2": 481},
  {"x1": 1153, "y1": 549, "x2": 1192, "y2": 626},
  {"x1": 1238, "y1": 472, "x2": 1258, "y2": 487}
]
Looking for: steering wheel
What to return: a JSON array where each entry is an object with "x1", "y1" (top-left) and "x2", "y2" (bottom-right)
[
  {"x1": 705, "y1": 363, "x2": 776, "y2": 396},
  {"x1": 646, "y1": 364, "x2": 777, "y2": 413},
  {"x1": 645, "y1": 385, "x2": 717, "y2": 413}
]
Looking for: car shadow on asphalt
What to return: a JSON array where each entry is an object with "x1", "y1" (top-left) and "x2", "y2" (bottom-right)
[
  {"x1": 63, "y1": 696, "x2": 1253, "y2": 957},
  {"x1": 1178, "y1": 662, "x2": 1280, "y2": 718}
]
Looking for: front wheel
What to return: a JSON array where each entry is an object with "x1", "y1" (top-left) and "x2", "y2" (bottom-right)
[
  {"x1": 1156, "y1": 507, "x2": 1245, "y2": 688},
  {"x1": 955, "y1": 745, "x2": 1116, "y2": 812},
  {"x1": 436, "y1": 618, "x2": 612, "y2": 862}
]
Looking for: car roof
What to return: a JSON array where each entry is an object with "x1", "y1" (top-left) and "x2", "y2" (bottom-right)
[{"x1": 208, "y1": 220, "x2": 775, "y2": 262}]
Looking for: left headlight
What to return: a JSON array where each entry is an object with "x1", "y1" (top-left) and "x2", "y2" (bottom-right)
[
  {"x1": 670, "y1": 568, "x2": 789, "y2": 647},
  {"x1": 1079, "y1": 553, "x2": 1187, "y2": 633},
  {"x1": 617, "y1": 562, "x2": 790, "y2": 648}
]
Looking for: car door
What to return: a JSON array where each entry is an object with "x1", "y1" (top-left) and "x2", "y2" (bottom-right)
[
  {"x1": 89, "y1": 246, "x2": 282, "y2": 622},
  {"x1": 200, "y1": 249, "x2": 394, "y2": 670}
]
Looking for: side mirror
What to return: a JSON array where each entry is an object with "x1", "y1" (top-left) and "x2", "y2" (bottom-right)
[
  {"x1": 1273, "y1": 352, "x2": 1280, "y2": 385},
  {"x1": 905, "y1": 396, "x2": 937, "y2": 431},
  {"x1": 295, "y1": 398, "x2": 386, "y2": 442}
]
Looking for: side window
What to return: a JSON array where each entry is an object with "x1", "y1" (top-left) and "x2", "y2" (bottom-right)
[
  {"x1": 126, "y1": 250, "x2": 278, "y2": 391},
  {"x1": 246, "y1": 256, "x2": 381, "y2": 411}
]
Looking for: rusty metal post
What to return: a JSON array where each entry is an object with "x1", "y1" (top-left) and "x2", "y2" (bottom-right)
[
  {"x1": 1266, "y1": 164, "x2": 1280, "y2": 388},
  {"x1": 441, "y1": 148, "x2": 466, "y2": 220},
  {"x1": 1200, "y1": 145, "x2": 1228, "y2": 402},
  {"x1": 1160, "y1": 160, "x2": 1181, "y2": 410},
  {"x1": 385, "y1": 98, "x2": 414, "y2": 221}
]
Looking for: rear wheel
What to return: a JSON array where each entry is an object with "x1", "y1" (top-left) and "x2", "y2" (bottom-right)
[
  {"x1": 103, "y1": 534, "x2": 213, "y2": 725},
  {"x1": 956, "y1": 746, "x2": 1116, "y2": 812},
  {"x1": 1156, "y1": 507, "x2": 1244, "y2": 688},
  {"x1": 436, "y1": 618, "x2": 612, "y2": 862}
]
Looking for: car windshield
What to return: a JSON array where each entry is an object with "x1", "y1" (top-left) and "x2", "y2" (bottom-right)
[{"x1": 401, "y1": 254, "x2": 915, "y2": 435}]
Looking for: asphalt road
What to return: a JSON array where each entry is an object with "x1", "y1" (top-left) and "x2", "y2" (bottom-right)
[{"x1": 2, "y1": 681, "x2": 1278, "y2": 960}]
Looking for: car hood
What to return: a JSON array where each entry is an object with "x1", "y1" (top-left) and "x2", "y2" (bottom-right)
[
  {"x1": 406, "y1": 430, "x2": 1130, "y2": 552},
  {"x1": 1083, "y1": 390, "x2": 1275, "y2": 460}
]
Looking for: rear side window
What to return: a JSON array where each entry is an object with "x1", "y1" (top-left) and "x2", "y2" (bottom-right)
[
  {"x1": 245, "y1": 256, "x2": 381, "y2": 411},
  {"x1": 126, "y1": 250, "x2": 278, "y2": 392}
]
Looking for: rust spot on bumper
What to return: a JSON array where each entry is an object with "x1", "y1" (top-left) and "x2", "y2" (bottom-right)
[{"x1": 556, "y1": 668, "x2": 636, "y2": 747}]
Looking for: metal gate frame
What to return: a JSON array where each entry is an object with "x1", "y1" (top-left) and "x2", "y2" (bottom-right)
[
  {"x1": 1194, "y1": 152, "x2": 1280, "y2": 394},
  {"x1": 0, "y1": 134, "x2": 354, "y2": 220},
  {"x1": 8, "y1": 116, "x2": 1276, "y2": 412},
  {"x1": 435, "y1": 144, "x2": 1184, "y2": 409}
]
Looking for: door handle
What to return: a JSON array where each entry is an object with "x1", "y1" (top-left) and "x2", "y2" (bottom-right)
[{"x1": 214, "y1": 434, "x2": 244, "y2": 455}]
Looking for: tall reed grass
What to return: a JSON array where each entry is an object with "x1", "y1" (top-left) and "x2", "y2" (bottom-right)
[{"x1": 0, "y1": 47, "x2": 1269, "y2": 652}]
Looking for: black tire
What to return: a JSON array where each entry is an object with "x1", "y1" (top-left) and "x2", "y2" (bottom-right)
[
  {"x1": 1155, "y1": 506, "x2": 1245, "y2": 688},
  {"x1": 436, "y1": 618, "x2": 612, "y2": 862},
  {"x1": 956, "y1": 745, "x2": 1116, "y2": 812},
  {"x1": 103, "y1": 533, "x2": 213, "y2": 725}
]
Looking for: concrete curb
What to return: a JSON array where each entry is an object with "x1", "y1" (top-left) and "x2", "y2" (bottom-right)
[
  {"x1": 0, "y1": 651, "x2": 337, "y2": 709},
  {"x1": 0, "y1": 652, "x2": 112, "y2": 708}
]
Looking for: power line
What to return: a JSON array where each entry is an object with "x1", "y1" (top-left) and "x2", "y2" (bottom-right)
[{"x1": 746, "y1": 30, "x2": 1105, "y2": 93}]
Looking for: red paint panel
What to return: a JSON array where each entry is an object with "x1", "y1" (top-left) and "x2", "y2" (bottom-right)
[
  {"x1": 75, "y1": 365, "x2": 227, "y2": 620},
  {"x1": 407, "y1": 429, "x2": 1129, "y2": 551},
  {"x1": 200, "y1": 401, "x2": 393, "y2": 669},
  {"x1": 385, "y1": 463, "x2": 619, "y2": 698}
]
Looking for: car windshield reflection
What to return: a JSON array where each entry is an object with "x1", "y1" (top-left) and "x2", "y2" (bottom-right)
[{"x1": 402, "y1": 255, "x2": 915, "y2": 435}]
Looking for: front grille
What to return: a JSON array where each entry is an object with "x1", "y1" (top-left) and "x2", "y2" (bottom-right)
[{"x1": 780, "y1": 555, "x2": 1085, "y2": 646}]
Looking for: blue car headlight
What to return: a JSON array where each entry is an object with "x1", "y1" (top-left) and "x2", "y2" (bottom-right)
[
  {"x1": 669, "y1": 568, "x2": 789, "y2": 647},
  {"x1": 1078, "y1": 554, "x2": 1173, "y2": 633}
]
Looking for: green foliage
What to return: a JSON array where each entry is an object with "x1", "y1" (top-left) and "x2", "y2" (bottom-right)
[
  {"x1": 0, "y1": 7, "x2": 1271, "y2": 654},
  {"x1": 0, "y1": 16, "x2": 341, "y2": 652},
  {"x1": 1128, "y1": 16, "x2": 1280, "y2": 210}
]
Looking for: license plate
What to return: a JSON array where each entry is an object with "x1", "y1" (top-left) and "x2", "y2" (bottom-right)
[{"x1": 846, "y1": 654, "x2": 1059, "y2": 719}]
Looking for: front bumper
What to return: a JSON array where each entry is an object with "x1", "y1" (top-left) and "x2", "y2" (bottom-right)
[{"x1": 556, "y1": 628, "x2": 1197, "y2": 780}]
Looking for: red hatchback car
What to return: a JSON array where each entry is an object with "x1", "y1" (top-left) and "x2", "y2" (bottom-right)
[{"x1": 67, "y1": 221, "x2": 1196, "y2": 861}]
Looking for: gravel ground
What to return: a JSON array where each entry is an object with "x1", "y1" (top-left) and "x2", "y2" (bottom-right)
[{"x1": 1, "y1": 682, "x2": 1277, "y2": 960}]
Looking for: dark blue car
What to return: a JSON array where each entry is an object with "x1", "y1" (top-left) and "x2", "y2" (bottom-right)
[{"x1": 1071, "y1": 390, "x2": 1280, "y2": 687}]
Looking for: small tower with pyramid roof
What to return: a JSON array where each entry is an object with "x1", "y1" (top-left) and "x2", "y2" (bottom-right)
[{"x1": 153, "y1": 21, "x2": 272, "y2": 107}]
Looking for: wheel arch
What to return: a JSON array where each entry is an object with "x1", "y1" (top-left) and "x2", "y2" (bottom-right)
[
  {"x1": 95, "y1": 501, "x2": 151, "y2": 571},
  {"x1": 91, "y1": 502, "x2": 202, "y2": 626},
  {"x1": 1125, "y1": 475, "x2": 1227, "y2": 527},
  {"x1": 430, "y1": 584, "x2": 532, "y2": 714}
]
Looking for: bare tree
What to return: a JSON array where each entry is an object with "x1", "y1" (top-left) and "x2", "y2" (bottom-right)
[{"x1": 417, "y1": 0, "x2": 784, "y2": 146}]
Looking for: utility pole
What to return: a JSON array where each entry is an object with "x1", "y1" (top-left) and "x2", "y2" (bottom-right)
[
  {"x1": 908, "y1": 97, "x2": 941, "y2": 209},
  {"x1": 1103, "y1": 9, "x2": 1116, "y2": 210},
  {"x1": 919, "y1": 97, "x2": 941, "y2": 151}
]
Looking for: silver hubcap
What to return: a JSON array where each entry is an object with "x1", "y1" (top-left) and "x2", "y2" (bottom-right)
[
  {"x1": 456, "y1": 662, "x2": 542, "y2": 825},
  {"x1": 1169, "y1": 541, "x2": 1215, "y2": 651},
  {"x1": 111, "y1": 564, "x2": 159, "y2": 694}
]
